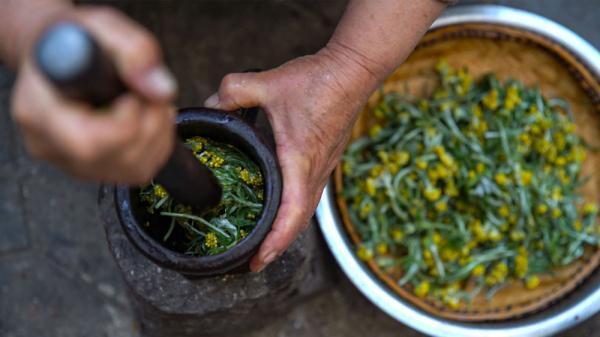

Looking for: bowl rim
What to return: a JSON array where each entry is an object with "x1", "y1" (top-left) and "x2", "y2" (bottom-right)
[
  {"x1": 316, "y1": 4, "x2": 600, "y2": 337},
  {"x1": 116, "y1": 108, "x2": 282, "y2": 276}
]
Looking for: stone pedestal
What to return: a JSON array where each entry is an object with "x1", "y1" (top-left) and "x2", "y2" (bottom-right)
[{"x1": 98, "y1": 185, "x2": 334, "y2": 337}]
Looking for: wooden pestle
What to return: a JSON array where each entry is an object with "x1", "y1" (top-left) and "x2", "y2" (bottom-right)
[{"x1": 34, "y1": 22, "x2": 222, "y2": 211}]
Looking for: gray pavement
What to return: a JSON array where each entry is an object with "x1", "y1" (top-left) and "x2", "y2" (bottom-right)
[{"x1": 1, "y1": 1, "x2": 599, "y2": 337}]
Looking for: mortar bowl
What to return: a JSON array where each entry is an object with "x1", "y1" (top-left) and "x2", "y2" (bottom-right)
[{"x1": 115, "y1": 107, "x2": 282, "y2": 277}]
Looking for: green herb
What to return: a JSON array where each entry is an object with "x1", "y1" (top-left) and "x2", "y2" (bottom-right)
[
  {"x1": 139, "y1": 136, "x2": 264, "y2": 256},
  {"x1": 342, "y1": 60, "x2": 600, "y2": 308}
]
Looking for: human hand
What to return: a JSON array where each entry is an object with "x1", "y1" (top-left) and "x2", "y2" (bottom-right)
[
  {"x1": 205, "y1": 46, "x2": 380, "y2": 271},
  {"x1": 11, "y1": 6, "x2": 177, "y2": 185}
]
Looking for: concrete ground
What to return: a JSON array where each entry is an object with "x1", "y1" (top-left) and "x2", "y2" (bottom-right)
[{"x1": 0, "y1": 1, "x2": 599, "y2": 336}]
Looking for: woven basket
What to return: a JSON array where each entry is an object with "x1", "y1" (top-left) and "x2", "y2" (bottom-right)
[{"x1": 335, "y1": 23, "x2": 600, "y2": 322}]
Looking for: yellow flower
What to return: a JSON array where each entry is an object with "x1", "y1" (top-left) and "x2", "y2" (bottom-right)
[
  {"x1": 369, "y1": 165, "x2": 383, "y2": 178},
  {"x1": 376, "y1": 242, "x2": 388, "y2": 255},
  {"x1": 439, "y1": 153, "x2": 455, "y2": 168},
  {"x1": 342, "y1": 162, "x2": 352, "y2": 175},
  {"x1": 414, "y1": 281, "x2": 431, "y2": 298},
  {"x1": 153, "y1": 185, "x2": 168, "y2": 199},
  {"x1": 583, "y1": 203, "x2": 599, "y2": 215},
  {"x1": 441, "y1": 248, "x2": 459, "y2": 262},
  {"x1": 436, "y1": 164, "x2": 450, "y2": 179},
  {"x1": 427, "y1": 168, "x2": 439, "y2": 182},
  {"x1": 574, "y1": 220, "x2": 583, "y2": 232},
  {"x1": 488, "y1": 229, "x2": 503, "y2": 241},
  {"x1": 392, "y1": 151, "x2": 411, "y2": 166},
  {"x1": 510, "y1": 230, "x2": 526, "y2": 242},
  {"x1": 423, "y1": 249, "x2": 433, "y2": 261},
  {"x1": 504, "y1": 85, "x2": 521, "y2": 110},
  {"x1": 435, "y1": 58, "x2": 450, "y2": 73},
  {"x1": 416, "y1": 158, "x2": 428, "y2": 170},
  {"x1": 482, "y1": 89, "x2": 499, "y2": 110},
  {"x1": 518, "y1": 170, "x2": 532, "y2": 186},
  {"x1": 357, "y1": 245, "x2": 373, "y2": 261},
  {"x1": 498, "y1": 204, "x2": 510, "y2": 218},
  {"x1": 525, "y1": 275, "x2": 540, "y2": 289},
  {"x1": 551, "y1": 187, "x2": 563, "y2": 201},
  {"x1": 472, "y1": 104, "x2": 483, "y2": 118},
  {"x1": 537, "y1": 204, "x2": 549, "y2": 215},
  {"x1": 555, "y1": 156, "x2": 567, "y2": 166},
  {"x1": 527, "y1": 105, "x2": 538, "y2": 114},
  {"x1": 191, "y1": 141, "x2": 204, "y2": 153},
  {"x1": 204, "y1": 232, "x2": 219, "y2": 248},
  {"x1": 369, "y1": 124, "x2": 382, "y2": 138},
  {"x1": 515, "y1": 254, "x2": 528, "y2": 278},
  {"x1": 445, "y1": 181, "x2": 459, "y2": 197},
  {"x1": 443, "y1": 295, "x2": 461, "y2": 310},
  {"x1": 494, "y1": 172, "x2": 509, "y2": 186},
  {"x1": 365, "y1": 178, "x2": 377, "y2": 196},
  {"x1": 470, "y1": 219, "x2": 487, "y2": 241},
  {"x1": 490, "y1": 262, "x2": 508, "y2": 282},
  {"x1": 551, "y1": 208, "x2": 562, "y2": 219},
  {"x1": 359, "y1": 202, "x2": 373, "y2": 219},
  {"x1": 424, "y1": 187, "x2": 442, "y2": 202},
  {"x1": 476, "y1": 162, "x2": 486, "y2": 174},
  {"x1": 571, "y1": 145, "x2": 587, "y2": 163},
  {"x1": 435, "y1": 201, "x2": 448, "y2": 213},
  {"x1": 472, "y1": 265, "x2": 486, "y2": 277},
  {"x1": 519, "y1": 133, "x2": 532, "y2": 146},
  {"x1": 391, "y1": 229, "x2": 404, "y2": 241},
  {"x1": 432, "y1": 232, "x2": 442, "y2": 245},
  {"x1": 387, "y1": 163, "x2": 400, "y2": 174}
]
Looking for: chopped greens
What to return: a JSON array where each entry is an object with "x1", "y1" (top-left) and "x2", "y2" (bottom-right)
[
  {"x1": 342, "y1": 60, "x2": 600, "y2": 308},
  {"x1": 139, "y1": 136, "x2": 264, "y2": 256}
]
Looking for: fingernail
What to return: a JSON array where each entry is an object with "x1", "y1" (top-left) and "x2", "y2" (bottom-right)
[
  {"x1": 261, "y1": 251, "x2": 278, "y2": 266},
  {"x1": 204, "y1": 93, "x2": 220, "y2": 108},
  {"x1": 145, "y1": 66, "x2": 177, "y2": 99}
]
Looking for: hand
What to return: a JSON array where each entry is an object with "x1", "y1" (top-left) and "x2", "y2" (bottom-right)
[
  {"x1": 205, "y1": 47, "x2": 379, "y2": 271},
  {"x1": 11, "y1": 6, "x2": 177, "y2": 185}
]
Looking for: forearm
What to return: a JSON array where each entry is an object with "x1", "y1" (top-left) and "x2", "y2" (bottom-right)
[
  {"x1": 322, "y1": 0, "x2": 446, "y2": 99},
  {"x1": 0, "y1": 0, "x2": 73, "y2": 68}
]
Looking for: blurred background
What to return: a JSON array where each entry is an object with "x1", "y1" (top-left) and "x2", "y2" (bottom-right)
[{"x1": 0, "y1": 1, "x2": 598, "y2": 336}]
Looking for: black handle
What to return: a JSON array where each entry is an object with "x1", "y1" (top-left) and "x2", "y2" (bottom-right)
[{"x1": 35, "y1": 21, "x2": 222, "y2": 210}]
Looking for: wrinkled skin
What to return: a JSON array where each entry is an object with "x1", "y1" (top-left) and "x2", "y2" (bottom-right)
[
  {"x1": 2, "y1": 0, "x2": 444, "y2": 272},
  {"x1": 204, "y1": 48, "x2": 378, "y2": 271}
]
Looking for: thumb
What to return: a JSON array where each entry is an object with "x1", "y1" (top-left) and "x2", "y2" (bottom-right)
[
  {"x1": 77, "y1": 7, "x2": 177, "y2": 103},
  {"x1": 205, "y1": 72, "x2": 266, "y2": 110},
  {"x1": 249, "y1": 153, "x2": 311, "y2": 272}
]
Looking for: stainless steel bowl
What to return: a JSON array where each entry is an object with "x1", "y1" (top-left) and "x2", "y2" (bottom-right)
[{"x1": 316, "y1": 5, "x2": 600, "y2": 337}]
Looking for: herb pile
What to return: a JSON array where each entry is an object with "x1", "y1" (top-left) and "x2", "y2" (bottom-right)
[
  {"x1": 139, "y1": 136, "x2": 264, "y2": 256},
  {"x1": 341, "y1": 60, "x2": 600, "y2": 308}
]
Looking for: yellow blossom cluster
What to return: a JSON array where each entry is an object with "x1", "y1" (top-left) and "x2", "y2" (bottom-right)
[{"x1": 342, "y1": 61, "x2": 600, "y2": 310}]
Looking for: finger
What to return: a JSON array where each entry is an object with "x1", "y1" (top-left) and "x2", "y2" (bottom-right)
[
  {"x1": 249, "y1": 153, "x2": 312, "y2": 272},
  {"x1": 76, "y1": 6, "x2": 177, "y2": 102},
  {"x1": 14, "y1": 62, "x2": 148, "y2": 175},
  {"x1": 116, "y1": 103, "x2": 175, "y2": 185},
  {"x1": 204, "y1": 72, "x2": 266, "y2": 110}
]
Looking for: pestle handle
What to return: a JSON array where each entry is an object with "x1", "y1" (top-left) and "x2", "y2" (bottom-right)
[{"x1": 35, "y1": 22, "x2": 222, "y2": 210}]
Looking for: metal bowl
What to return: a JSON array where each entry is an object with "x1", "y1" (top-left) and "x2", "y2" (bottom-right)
[{"x1": 316, "y1": 5, "x2": 600, "y2": 337}]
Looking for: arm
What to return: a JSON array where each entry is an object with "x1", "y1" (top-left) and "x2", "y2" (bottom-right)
[
  {"x1": 205, "y1": 0, "x2": 446, "y2": 272},
  {"x1": 1, "y1": 0, "x2": 177, "y2": 184}
]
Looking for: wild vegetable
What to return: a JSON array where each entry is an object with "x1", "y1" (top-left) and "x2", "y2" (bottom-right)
[
  {"x1": 140, "y1": 136, "x2": 264, "y2": 256},
  {"x1": 341, "y1": 60, "x2": 600, "y2": 308}
]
